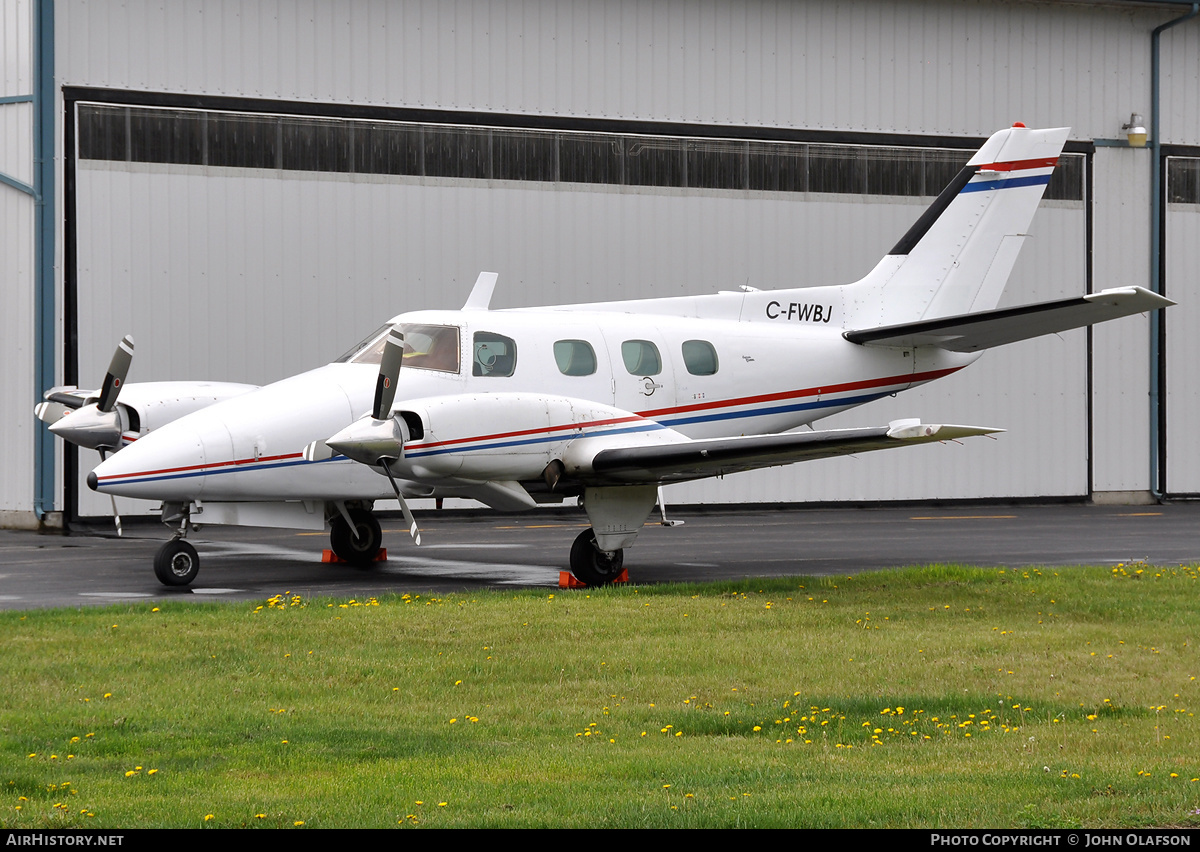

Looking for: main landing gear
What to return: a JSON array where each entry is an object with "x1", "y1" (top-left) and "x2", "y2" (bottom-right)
[
  {"x1": 569, "y1": 528, "x2": 624, "y2": 587},
  {"x1": 329, "y1": 508, "x2": 384, "y2": 565}
]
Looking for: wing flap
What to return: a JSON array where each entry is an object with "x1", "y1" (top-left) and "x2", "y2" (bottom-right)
[
  {"x1": 587, "y1": 420, "x2": 1001, "y2": 485},
  {"x1": 844, "y1": 286, "x2": 1173, "y2": 352}
]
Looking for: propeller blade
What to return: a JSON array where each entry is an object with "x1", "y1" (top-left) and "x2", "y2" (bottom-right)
[
  {"x1": 303, "y1": 440, "x2": 335, "y2": 462},
  {"x1": 381, "y1": 460, "x2": 422, "y2": 546},
  {"x1": 98, "y1": 449, "x2": 123, "y2": 536},
  {"x1": 43, "y1": 386, "x2": 87, "y2": 408},
  {"x1": 372, "y1": 329, "x2": 405, "y2": 421},
  {"x1": 97, "y1": 335, "x2": 135, "y2": 413}
]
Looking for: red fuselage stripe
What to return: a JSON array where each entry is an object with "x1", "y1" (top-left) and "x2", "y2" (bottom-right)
[
  {"x1": 97, "y1": 451, "x2": 304, "y2": 483},
  {"x1": 99, "y1": 365, "x2": 964, "y2": 481},
  {"x1": 635, "y1": 366, "x2": 961, "y2": 418}
]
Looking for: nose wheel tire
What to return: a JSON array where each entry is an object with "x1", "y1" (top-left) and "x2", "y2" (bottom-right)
[
  {"x1": 330, "y1": 509, "x2": 383, "y2": 565},
  {"x1": 569, "y1": 528, "x2": 624, "y2": 587},
  {"x1": 154, "y1": 539, "x2": 200, "y2": 587}
]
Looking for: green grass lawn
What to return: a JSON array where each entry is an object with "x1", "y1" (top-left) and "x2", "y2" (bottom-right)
[{"x1": 2, "y1": 563, "x2": 1199, "y2": 828}]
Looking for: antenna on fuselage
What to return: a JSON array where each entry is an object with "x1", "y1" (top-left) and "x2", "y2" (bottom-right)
[{"x1": 462, "y1": 271, "x2": 499, "y2": 311}]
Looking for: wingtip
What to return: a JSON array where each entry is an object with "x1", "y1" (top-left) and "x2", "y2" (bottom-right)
[{"x1": 887, "y1": 421, "x2": 1005, "y2": 440}]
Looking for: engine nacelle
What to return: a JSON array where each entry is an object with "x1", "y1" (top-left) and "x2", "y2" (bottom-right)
[{"x1": 391, "y1": 393, "x2": 678, "y2": 483}]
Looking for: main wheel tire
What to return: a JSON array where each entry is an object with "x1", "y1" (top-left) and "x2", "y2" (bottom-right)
[
  {"x1": 330, "y1": 509, "x2": 383, "y2": 565},
  {"x1": 153, "y1": 539, "x2": 200, "y2": 587},
  {"x1": 569, "y1": 528, "x2": 624, "y2": 587}
]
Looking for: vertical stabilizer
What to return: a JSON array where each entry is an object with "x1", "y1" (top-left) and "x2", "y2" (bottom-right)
[{"x1": 843, "y1": 125, "x2": 1069, "y2": 329}]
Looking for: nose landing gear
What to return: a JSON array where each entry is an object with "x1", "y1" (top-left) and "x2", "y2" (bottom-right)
[
  {"x1": 154, "y1": 501, "x2": 201, "y2": 587},
  {"x1": 154, "y1": 538, "x2": 200, "y2": 586}
]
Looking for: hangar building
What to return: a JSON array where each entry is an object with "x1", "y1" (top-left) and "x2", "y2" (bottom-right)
[{"x1": 2, "y1": 0, "x2": 1198, "y2": 528}]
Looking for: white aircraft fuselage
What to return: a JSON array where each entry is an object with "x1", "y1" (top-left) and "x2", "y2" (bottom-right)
[
  {"x1": 42, "y1": 124, "x2": 1173, "y2": 587},
  {"x1": 90, "y1": 301, "x2": 976, "y2": 505}
]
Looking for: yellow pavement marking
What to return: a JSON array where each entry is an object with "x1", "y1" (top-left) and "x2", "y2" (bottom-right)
[{"x1": 910, "y1": 515, "x2": 1017, "y2": 520}]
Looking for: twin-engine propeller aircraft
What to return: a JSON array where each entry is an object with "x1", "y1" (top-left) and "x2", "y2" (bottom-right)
[{"x1": 38, "y1": 124, "x2": 1172, "y2": 588}]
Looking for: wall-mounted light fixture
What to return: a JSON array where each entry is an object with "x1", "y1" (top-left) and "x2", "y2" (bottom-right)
[{"x1": 1121, "y1": 113, "x2": 1148, "y2": 147}]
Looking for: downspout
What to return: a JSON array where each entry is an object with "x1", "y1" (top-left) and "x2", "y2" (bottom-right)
[{"x1": 32, "y1": 0, "x2": 56, "y2": 521}]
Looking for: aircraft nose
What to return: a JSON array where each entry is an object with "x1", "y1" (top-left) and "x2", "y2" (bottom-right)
[{"x1": 89, "y1": 420, "x2": 213, "y2": 500}]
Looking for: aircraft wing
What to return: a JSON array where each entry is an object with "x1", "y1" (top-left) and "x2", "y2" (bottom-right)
[
  {"x1": 843, "y1": 286, "x2": 1173, "y2": 353},
  {"x1": 584, "y1": 420, "x2": 1001, "y2": 486}
]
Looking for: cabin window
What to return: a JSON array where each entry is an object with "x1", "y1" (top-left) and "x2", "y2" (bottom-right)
[
  {"x1": 554, "y1": 340, "x2": 597, "y2": 376},
  {"x1": 681, "y1": 340, "x2": 719, "y2": 376},
  {"x1": 339, "y1": 323, "x2": 461, "y2": 374},
  {"x1": 473, "y1": 332, "x2": 517, "y2": 377},
  {"x1": 621, "y1": 340, "x2": 662, "y2": 376}
]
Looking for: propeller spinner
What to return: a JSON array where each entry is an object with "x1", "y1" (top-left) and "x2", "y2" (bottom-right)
[
  {"x1": 321, "y1": 329, "x2": 422, "y2": 545},
  {"x1": 37, "y1": 335, "x2": 135, "y2": 536},
  {"x1": 44, "y1": 335, "x2": 135, "y2": 451}
]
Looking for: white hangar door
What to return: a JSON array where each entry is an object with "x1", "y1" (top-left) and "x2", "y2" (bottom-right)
[{"x1": 1165, "y1": 157, "x2": 1200, "y2": 495}]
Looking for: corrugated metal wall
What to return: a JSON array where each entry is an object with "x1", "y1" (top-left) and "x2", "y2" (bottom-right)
[
  {"x1": 58, "y1": 0, "x2": 1185, "y2": 142},
  {"x1": 0, "y1": 0, "x2": 37, "y2": 521},
  {"x1": 4, "y1": 0, "x2": 1196, "y2": 518},
  {"x1": 1091, "y1": 147, "x2": 1154, "y2": 494}
]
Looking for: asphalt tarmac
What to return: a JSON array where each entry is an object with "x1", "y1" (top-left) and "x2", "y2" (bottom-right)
[{"x1": 0, "y1": 502, "x2": 1196, "y2": 611}]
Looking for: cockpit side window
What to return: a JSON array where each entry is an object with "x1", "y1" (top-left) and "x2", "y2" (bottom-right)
[
  {"x1": 339, "y1": 323, "x2": 461, "y2": 374},
  {"x1": 473, "y1": 332, "x2": 517, "y2": 377},
  {"x1": 403, "y1": 324, "x2": 462, "y2": 372}
]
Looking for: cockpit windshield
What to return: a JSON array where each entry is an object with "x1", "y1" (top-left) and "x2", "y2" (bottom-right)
[{"x1": 336, "y1": 323, "x2": 462, "y2": 374}]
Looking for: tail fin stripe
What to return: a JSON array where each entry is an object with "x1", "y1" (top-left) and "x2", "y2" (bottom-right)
[
  {"x1": 888, "y1": 164, "x2": 978, "y2": 256},
  {"x1": 961, "y1": 174, "x2": 1052, "y2": 194},
  {"x1": 975, "y1": 156, "x2": 1059, "y2": 172}
]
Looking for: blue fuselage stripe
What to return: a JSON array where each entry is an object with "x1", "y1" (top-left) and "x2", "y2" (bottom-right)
[
  {"x1": 107, "y1": 387, "x2": 901, "y2": 484},
  {"x1": 404, "y1": 423, "x2": 666, "y2": 459},
  {"x1": 658, "y1": 391, "x2": 891, "y2": 427}
]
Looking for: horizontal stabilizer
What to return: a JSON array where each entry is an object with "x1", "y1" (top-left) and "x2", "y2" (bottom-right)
[
  {"x1": 588, "y1": 420, "x2": 1001, "y2": 485},
  {"x1": 843, "y1": 286, "x2": 1174, "y2": 352}
]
